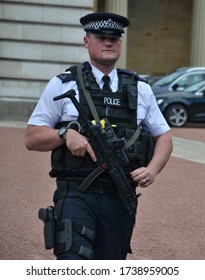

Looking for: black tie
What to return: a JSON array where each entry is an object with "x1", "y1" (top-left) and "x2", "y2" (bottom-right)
[{"x1": 102, "y1": 75, "x2": 112, "y2": 92}]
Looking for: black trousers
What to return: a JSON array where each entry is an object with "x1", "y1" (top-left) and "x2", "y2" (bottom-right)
[{"x1": 54, "y1": 188, "x2": 137, "y2": 260}]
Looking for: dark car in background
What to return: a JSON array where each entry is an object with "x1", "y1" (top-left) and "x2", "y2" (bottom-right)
[
  {"x1": 156, "y1": 80, "x2": 205, "y2": 127},
  {"x1": 151, "y1": 67, "x2": 205, "y2": 95},
  {"x1": 147, "y1": 75, "x2": 163, "y2": 85}
]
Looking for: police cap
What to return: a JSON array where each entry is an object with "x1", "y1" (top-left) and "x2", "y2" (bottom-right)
[{"x1": 80, "y1": 12, "x2": 129, "y2": 37}]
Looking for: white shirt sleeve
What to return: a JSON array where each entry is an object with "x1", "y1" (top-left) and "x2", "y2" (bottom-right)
[
  {"x1": 137, "y1": 82, "x2": 170, "y2": 136},
  {"x1": 27, "y1": 75, "x2": 79, "y2": 128}
]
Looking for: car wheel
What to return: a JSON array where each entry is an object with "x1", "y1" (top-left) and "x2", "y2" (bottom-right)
[{"x1": 165, "y1": 104, "x2": 188, "y2": 127}]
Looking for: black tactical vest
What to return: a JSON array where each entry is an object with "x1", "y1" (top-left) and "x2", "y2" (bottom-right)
[{"x1": 49, "y1": 62, "x2": 154, "y2": 178}]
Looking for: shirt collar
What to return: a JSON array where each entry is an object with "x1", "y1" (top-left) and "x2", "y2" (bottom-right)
[{"x1": 89, "y1": 62, "x2": 116, "y2": 88}]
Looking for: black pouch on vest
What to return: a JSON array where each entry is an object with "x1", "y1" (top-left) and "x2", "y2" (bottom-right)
[
  {"x1": 49, "y1": 144, "x2": 86, "y2": 178},
  {"x1": 123, "y1": 128, "x2": 155, "y2": 168},
  {"x1": 137, "y1": 130, "x2": 155, "y2": 166}
]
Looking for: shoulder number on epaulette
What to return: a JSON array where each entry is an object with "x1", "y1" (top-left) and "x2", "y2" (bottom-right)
[{"x1": 56, "y1": 73, "x2": 75, "y2": 83}]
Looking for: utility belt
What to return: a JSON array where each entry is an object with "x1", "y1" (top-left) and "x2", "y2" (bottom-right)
[{"x1": 56, "y1": 177, "x2": 117, "y2": 194}]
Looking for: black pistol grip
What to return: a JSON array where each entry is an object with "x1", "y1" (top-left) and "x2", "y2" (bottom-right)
[{"x1": 38, "y1": 208, "x2": 46, "y2": 222}]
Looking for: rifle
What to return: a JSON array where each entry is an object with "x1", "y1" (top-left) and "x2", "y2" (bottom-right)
[{"x1": 53, "y1": 90, "x2": 137, "y2": 215}]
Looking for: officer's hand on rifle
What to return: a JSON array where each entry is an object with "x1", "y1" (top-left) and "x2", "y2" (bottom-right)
[{"x1": 65, "y1": 128, "x2": 97, "y2": 162}]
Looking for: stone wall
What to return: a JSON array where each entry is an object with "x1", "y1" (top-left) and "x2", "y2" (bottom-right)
[
  {"x1": 0, "y1": 0, "x2": 93, "y2": 121},
  {"x1": 127, "y1": 0, "x2": 193, "y2": 75}
]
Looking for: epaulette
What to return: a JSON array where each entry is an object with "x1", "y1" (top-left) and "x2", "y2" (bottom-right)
[
  {"x1": 56, "y1": 72, "x2": 75, "y2": 83},
  {"x1": 117, "y1": 68, "x2": 148, "y2": 84}
]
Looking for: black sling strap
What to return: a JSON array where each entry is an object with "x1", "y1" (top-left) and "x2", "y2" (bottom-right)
[{"x1": 77, "y1": 65, "x2": 101, "y2": 127}]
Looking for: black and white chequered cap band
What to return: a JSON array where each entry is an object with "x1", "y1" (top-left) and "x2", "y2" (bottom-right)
[{"x1": 84, "y1": 18, "x2": 124, "y2": 32}]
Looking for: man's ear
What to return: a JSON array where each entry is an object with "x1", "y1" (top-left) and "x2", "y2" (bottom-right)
[{"x1": 84, "y1": 36, "x2": 89, "y2": 48}]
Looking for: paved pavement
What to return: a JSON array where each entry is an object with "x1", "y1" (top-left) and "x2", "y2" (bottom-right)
[
  {"x1": 0, "y1": 121, "x2": 204, "y2": 260},
  {"x1": 172, "y1": 137, "x2": 205, "y2": 164}
]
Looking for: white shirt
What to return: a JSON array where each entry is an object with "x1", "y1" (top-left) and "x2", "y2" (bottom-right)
[{"x1": 28, "y1": 64, "x2": 170, "y2": 137}]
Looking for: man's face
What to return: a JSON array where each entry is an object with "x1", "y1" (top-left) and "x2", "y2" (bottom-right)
[{"x1": 84, "y1": 33, "x2": 122, "y2": 66}]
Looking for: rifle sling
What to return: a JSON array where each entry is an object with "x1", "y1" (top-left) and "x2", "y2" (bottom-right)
[
  {"x1": 77, "y1": 65, "x2": 101, "y2": 126},
  {"x1": 124, "y1": 125, "x2": 141, "y2": 151}
]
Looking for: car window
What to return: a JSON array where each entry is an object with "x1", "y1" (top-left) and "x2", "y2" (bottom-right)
[
  {"x1": 177, "y1": 73, "x2": 205, "y2": 88},
  {"x1": 185, "y1": 81, "x2": 205, "y2": 93},
  {"x1": 152, "y1": 72, "x2": 182, "y2": 87}
]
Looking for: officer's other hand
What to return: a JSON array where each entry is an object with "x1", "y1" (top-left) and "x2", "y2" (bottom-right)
[
  {"x1": 130, "y1": 167, "x2": 155, "y2": 188},
  {"x1": 65, "y1": 129, "x2": 97, "y2": 162}
]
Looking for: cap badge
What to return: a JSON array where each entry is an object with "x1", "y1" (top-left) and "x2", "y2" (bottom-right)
[{"x1": 107, "y1": 19, "x2": 113, "y2": 28}]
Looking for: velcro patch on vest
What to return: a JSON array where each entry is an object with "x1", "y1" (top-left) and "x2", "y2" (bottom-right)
[{"x1": 103, "y1": 96, "x2": 122, "y2": 107}]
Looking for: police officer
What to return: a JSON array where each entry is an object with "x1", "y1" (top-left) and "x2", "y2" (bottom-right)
[{"x1": 25, "y1": 12, "x2": 173, "y2": 260}]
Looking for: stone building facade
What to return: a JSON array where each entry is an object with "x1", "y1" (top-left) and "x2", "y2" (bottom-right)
[{"x1": 0, "y1": 0, "x2": 204, "y2": 121}]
